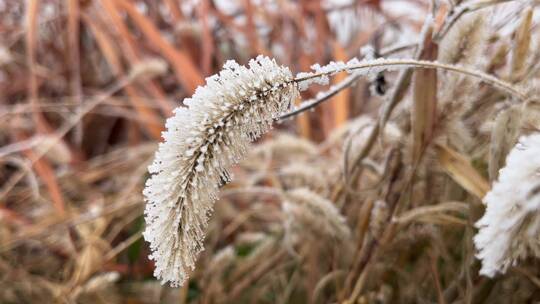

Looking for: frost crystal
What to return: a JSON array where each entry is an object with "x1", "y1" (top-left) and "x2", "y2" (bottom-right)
[
  {"x1": 474, "y1": 133, "x2": 540, "y2": 277},
  {"x1": 295, "y1": 57, "x2": 387, "y2": 91},
  {"x1": 360, "y1": 45, "x2": 376, "y2": 60},
  {"x1": 143, "y1": 56, "x2": 298, "y2": 287}
]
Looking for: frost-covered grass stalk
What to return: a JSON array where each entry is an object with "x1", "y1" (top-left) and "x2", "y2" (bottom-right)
[
  {"x1": 143, "y1": 55, "x2": 526, "y2": 287},
  {"x1": 474, "y1": 133, "x2": 540, "y2": 277},
  {"x1": 143, "y1": 56, "x2": 298, "y2": 286}
]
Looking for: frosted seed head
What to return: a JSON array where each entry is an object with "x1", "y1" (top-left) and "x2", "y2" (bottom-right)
[
  {"x1": 142, "y1": 55, "x2": 298, "y2": 287},
  {"x1": 474, "y1": 133, "x2": 540, "y2": 277}
]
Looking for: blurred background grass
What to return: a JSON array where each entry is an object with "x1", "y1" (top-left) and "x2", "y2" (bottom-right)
[
  {"x1": 0, "y1": 1, "x2": 402, "y2": 302},
  {"x1": 1, "y1": 0, "x2": 539, "y2": 303}
]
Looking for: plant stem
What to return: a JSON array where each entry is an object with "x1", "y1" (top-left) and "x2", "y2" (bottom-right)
[
  {"x1": 280, "y1": 73, "x2": 361, "y2": 120},
  {"x1": 282, "y1": 58, "x2": 526, "y2": 120}
]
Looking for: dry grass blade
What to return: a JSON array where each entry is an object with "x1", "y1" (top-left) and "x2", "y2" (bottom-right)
[
  {"x1": 115, "y1": 0, "x2": 204, "y2": 93},
  {"x1": 229, "y1": 248, "x2": 287, "y2": 300},
  {"x1": 393, "y1": 201, "x2": 469, "y2": 225},
  {"x1": 331, "y1": 41, "x2": 351, "y2": 129},
  {"x1": 436, "y1": 144, "x2": 489, "y2": 200},
  {"x1": 164, "y1": 0, "x2": 184, "y2": 22},
  {"x1": 510, "y1": 7, "x2": 532, "y2": 80},
  {"x1": 19, "y1": 138, "x2": 66, "y2": 215},
  {"x1": 197, "y1": 0, "x2": 214, "y2": 75},
  {"x1": 81, "y1": 14, "x2": 122, "y2": 75},
  {"x1": 67, "y1": 0, "x2": 83, "y2": 147},
  {"x1": 26, "y1": 0, "x2": 48, "y2": 133},
  {"x1": 81, "y1": 12, "x2": 164, "y2": 139},
  {"x1": 412, "y1": 22, "x2": 438, "y2": 163}
]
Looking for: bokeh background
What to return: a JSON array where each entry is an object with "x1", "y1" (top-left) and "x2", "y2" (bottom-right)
[{"x1": 1, "y1": 0, "x2": 539, "y2": 303}]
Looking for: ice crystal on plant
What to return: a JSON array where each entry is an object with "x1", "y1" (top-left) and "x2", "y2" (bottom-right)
[
  {"x1": 295, "y1": 58, "x2": 359, "y2": 90},
  {"x1": 474, "y1": 133, "x2": 540, "y2": 277},
  {"x1": 143, "y1": 56, "x2": 298, "y2": 287}
]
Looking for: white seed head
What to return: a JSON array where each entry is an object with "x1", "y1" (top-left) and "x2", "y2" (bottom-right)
[
  {"x1": 143, "y1": 56, "x2": 298, "y2": 287},
  {"x1": 474, "y1": 133, "x2": 540, "y2": 277}
]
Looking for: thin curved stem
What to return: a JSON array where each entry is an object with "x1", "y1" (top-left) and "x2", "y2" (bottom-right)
[
  {"x1": 282, "y1": 58, "x2": 526, "y2": 120},
  {"x1": 295, "y1": 59, "x2": 526, "y2": 100},
  {"x1": 280, "y1": 73, "x2": 361, "y2": 120}
]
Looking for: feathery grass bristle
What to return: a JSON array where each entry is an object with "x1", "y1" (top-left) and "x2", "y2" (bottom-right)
[
  {"x1": 143, "y1": 56, "x2": 299, "y2": 286},
  {"x1": 475, "y1": 133, "x2": 540, "y2": 277}
]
